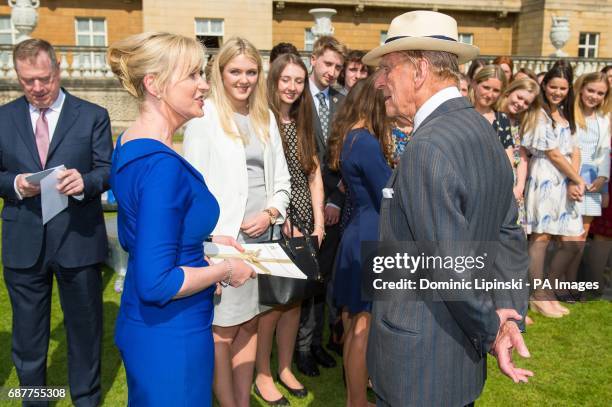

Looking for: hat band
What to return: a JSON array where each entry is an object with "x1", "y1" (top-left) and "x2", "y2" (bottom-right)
[{"x1": 384, "y1": 34, "x2": 457, "y2": 44}]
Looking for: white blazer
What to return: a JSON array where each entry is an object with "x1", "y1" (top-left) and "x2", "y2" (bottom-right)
[{"x1": 183, "y1": 100, "x2": 291, "y2": 238}]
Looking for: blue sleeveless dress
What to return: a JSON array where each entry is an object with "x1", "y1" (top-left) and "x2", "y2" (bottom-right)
[{"x1": 110, "y1": 136, "x2": 219, "y2": 406}]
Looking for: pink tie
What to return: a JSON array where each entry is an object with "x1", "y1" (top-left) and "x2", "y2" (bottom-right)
[{"x1": 35, "y1": 108, "x2": 49, "y2": 168}]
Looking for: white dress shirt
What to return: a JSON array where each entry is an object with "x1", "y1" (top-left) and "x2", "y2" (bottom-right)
[
  {"x1": 413, "y1": 86, "x2": 463, "y2": 133},
  {"x1": 29, "y1": 89, "x2": 65, "y2": 140}
]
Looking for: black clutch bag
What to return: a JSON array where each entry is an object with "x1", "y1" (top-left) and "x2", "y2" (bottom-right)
[{"x1": 258, "y1": 206, "x2": 325, "y2": 306}]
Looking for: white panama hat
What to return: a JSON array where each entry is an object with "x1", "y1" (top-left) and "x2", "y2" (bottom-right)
[{"x1": 362, "y1": 10, "x2": 480, "y2": 66}]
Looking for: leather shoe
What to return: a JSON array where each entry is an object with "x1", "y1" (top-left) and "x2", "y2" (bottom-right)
[
  {"x1": 294, "y1": 350, "x2": 320, "y2": 377},
  {"x1": 277, "y1": 374, "x2": 308, "y2": 398},
  {"x1": 311, "y1": 345, "x2": 336, "y2": 368},
  {"x1": 253, "y1": 383, "x2": 290, "y2": 406}
]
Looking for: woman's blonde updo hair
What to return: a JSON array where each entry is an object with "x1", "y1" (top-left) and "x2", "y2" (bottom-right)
[{"x1": 108, "y1": 32, "x2": 205, "y2": 101}]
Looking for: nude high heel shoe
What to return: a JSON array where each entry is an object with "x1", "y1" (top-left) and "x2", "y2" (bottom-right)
[{"x1": 529, "y1": 300, "x2": 564, "y2": 318}]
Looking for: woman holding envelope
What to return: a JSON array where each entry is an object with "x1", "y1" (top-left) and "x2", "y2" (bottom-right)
[
  {"x1": 183, "y1": 37, "x2": 291, "y2": 407},
  {"x1": 107, "y1": 32, "x2": 255, "y2": 406}
]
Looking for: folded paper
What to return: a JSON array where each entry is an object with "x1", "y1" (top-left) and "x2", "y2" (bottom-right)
[{"x1": 204, "y1": 242, "x2": 307, "y2": 279}]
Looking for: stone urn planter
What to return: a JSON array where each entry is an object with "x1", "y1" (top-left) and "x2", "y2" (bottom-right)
[
  {"x1": 8, "y1": 0, "x2": 40, "y2": 43},
  {"x1": 550, "y1": 16, "x2": 570, "y2": 57},
  {"x1": 309, "y1": 8, "x2": 336, "y2": 38}
]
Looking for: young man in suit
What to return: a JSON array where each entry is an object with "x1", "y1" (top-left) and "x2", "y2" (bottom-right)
[
  {"x1": 0, "y1": 39, "x2": 113, "y2": 407},
  {"x1": 363, "y1": 11, "x2": 533, "y2": 406},
  {"x1": 295, "y1": 35, "x2": 346, "y2": 377}
]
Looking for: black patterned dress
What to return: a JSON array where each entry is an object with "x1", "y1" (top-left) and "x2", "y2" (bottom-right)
[{"x1": 280, "y1": 121, "x2": 314, "y2": 234}]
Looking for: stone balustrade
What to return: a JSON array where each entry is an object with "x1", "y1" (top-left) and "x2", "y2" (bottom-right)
[
  {"x1": 0, "y1": 45, "x2": 114, "y2": 79},
  {"x1": 470, "y1": 55, "x2": 612, "y2": 76},
  {"x1": 2, "y1": 45, "x2": 611, "y2": 81},
  {"x1": 1, "y1": 45, "x2": 611, "y2": 133}
]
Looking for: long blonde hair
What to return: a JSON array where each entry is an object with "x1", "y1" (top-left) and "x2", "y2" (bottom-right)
[
  {"x1": 497, "y1": 78, "x2": 542, "y2": 137},
  {"x1": 469, "y1": 65, "x2": 507, "y2": 107},
  {"x1": 574, "y1": 72, "x2": 611, "y2": 129},
  {"x1": 209, "y1": 37, "x2": 269, "y2": 143}
]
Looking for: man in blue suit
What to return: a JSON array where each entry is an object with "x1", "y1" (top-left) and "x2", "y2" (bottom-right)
[{"x1": 0, "y1": 39, "x2": 112, "y2": 407}]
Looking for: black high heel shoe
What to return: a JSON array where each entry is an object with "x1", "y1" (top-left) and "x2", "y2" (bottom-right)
[
  {"x1": 253, "y1": 383, "x2": 290, "y2": 406},
  {"x1": 277, "y1": 373, "x2": 308, "y2": 398}
]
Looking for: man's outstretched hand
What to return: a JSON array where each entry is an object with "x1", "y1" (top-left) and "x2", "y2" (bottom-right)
[{"x1": 491, "y1": 309, "x2": 534, "y2": 383}]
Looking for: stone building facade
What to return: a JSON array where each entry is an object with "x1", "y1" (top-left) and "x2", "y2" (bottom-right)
[
  {"x1": 1, "y1": 0, "x2": 611, "y2": 131},
  {"x1": 1, "y1": 1, "x2": 610, "y2": 57},
  {"x1": 0, "y1": 0, "x2": 143, "y2": 47}
]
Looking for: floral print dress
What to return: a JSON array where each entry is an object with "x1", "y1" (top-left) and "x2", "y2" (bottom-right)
[
  {"x1": 522, "y1": 111, "x2": 583, "y2": 236},
  {"x1": 509, "y1": 121, "x2": 529, "y2": 234}
]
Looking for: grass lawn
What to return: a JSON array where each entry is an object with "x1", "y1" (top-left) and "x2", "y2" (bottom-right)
[{"x1": 0, "y1": 225, "x2": 610, "y2": 405}]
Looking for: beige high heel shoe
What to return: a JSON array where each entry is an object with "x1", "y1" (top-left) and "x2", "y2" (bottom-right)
[
  {"x1": 552, "y1": 300, "x2": 570, "y2": 315},
  {"x1": 529, "y1": 300, "x2": 564, "y2": 318}
]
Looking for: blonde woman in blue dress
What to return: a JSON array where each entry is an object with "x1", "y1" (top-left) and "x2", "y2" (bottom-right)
[
  {"x1": 522, "y1": 63, "x2": 585, "y2": 318},
  {"x1": 183, "y1": 37, "x2": 291, "y2": 407}
]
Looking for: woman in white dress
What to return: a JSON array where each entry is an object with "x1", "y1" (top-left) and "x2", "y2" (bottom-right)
[
  {"x1": 563, "y1": 72, "x2": 611, "y2": 298},
  {"x1": 522, "y1": 62, "x2": 585, "y2": 318},
  {"x1": 183, "y1": 37, "x2": 290, "y2": 407}
]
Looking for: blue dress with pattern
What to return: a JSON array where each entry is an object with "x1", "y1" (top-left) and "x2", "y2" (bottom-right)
[
  {"x1": 522, "y1": 111, "x2": 583, "y2": 236},
  {"x1": 110, "y1": 136, "x2": 219, "y2": 406}
]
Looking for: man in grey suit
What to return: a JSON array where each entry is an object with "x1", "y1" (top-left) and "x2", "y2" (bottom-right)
[
  {"x1": 362, "y1": 11, "x2": 533, "y2": 406},
  {"x1": 0, "y1": 39, "x2": 112, "y2": 406}
]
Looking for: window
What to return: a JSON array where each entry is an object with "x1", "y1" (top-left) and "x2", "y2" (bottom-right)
[
  {"x1": 0, "y1": 15, "x2": 17, "y2": 65},
  {"x1": 578, "y1": 32, "x2": 599, "y2": 58},
  {"x1": 75, "y1": 17, "x2": 107, "y2": 69},
  {"x1": 195, "y1": 18, "x2": 223, "y2": 49},
  {"x1": 458, "y1": 33, "x2": 474, "y2": 45},
  {"x1": 0, "y1": 15, "x2": 17, "y2": 45},
  {"x1": 304, "y1": 28, "x2": 315, "y2": 52},
  {"x1": 380, "y1": 31, "x2": 388, "y2": 45}
]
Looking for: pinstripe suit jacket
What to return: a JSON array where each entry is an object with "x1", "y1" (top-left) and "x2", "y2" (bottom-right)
[{"x1": 368, "y1": 96, "x2": 528, "y2": 406}]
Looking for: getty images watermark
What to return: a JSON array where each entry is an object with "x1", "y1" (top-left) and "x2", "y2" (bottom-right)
[{"x1": 360, "y1": 241, "x2": 604, "y2": 302}]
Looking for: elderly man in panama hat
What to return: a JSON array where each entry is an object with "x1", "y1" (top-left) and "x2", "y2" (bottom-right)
[{"x1": 363, "y1": 11, "x2": 533, "y2": 407}]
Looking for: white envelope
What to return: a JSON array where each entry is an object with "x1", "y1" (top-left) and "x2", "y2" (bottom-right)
[
  {"x1": 204, "y1": 242, "x2": 307, "y2": 279},
  {"x1": 38, "y1": 165, "x2": 68, "y2": 225},
  {"x1": 25, "y1": 165, "x2": 66, "y2": 185}
]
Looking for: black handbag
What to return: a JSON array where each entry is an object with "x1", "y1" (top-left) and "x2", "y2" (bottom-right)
[{"x1": 258, "y1": 206, "x2": 325, "y2": 306}]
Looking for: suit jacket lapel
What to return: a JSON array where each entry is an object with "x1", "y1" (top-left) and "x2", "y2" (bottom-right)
[
  {"x1": 12, "y1": 97, "x2": 43, "y2": 170},
  {"x1": 329, "y1": 88, "x2": 340, "y2": 119},
  {"x1": 47, "y1": 90, "x2": 80, "y2": 161}
]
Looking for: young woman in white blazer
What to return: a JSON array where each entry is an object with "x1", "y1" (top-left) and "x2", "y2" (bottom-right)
[{"x1": 183, "y1": 37, "x2": 290, "y2": 407}]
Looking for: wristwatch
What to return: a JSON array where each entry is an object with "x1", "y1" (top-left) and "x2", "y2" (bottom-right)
[{"x1": 263, "y1": 208, "x2": 277, "y2": 225}]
